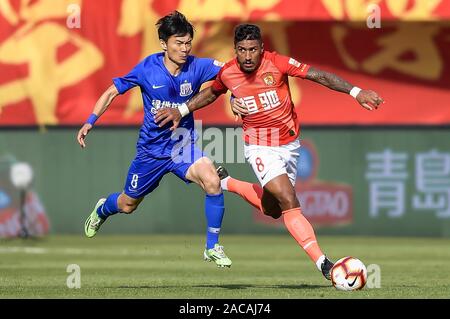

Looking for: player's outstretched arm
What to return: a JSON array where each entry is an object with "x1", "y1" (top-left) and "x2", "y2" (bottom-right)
[
  {"x1": 76, "y1": 84, "x2": 119, "y2": 148},
  {"x1": 305, "y1": 66, "x2": 384, "y2": 111},
  {"x1": 154, "y1": 86, "x2": 222, "y2": 131}
]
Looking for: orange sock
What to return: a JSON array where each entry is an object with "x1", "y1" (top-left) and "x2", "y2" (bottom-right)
[
  {"x1": 225, "y1": 177, "x2": 264, "y2": 212},
  {"x1": 282, "y1": 207, "x2": 324, "y2": 264}
]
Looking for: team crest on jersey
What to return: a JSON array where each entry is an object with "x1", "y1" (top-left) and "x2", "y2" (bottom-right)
[
  {"x1": 262, "y1": 72, "x2": 276, "y2": 86},
  {"x1": 180, "y1": 81, "x2": 193, "y2": 97}
]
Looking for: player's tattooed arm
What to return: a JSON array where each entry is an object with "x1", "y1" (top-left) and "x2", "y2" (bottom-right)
[
  {"x1": 154, "y1": 86, "x2": 221, "y2": 131},
  {"x1": 186, "y1": 86, "x2": 221, "y2": 113},
  {"x1": 305, "y1": 66, "x2": 353, "y2": 94},
  {"x1": 305, "y1": 66, "x2": 384, "y2": 111}
]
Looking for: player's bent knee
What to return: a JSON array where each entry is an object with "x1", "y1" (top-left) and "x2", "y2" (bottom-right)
[
  {"x1": 261, "y1": 192, "x2": 283, "y2": 218},
  {"x1": 271, "y1": 211, "x2": 282, "y2": 219},
  {"x1": 121, "y1": 204, "x2": 137, "y2": 214},
  {"x1": 263, "y1": 209, "x2": 282, "y2": 219},
  {"x1": 118, "y1": 195, "x2": 140, "y2": 214},
  {"x1": 197, "y1": 169, "x2": 221, "y2": 194},
  {"x1": 118, "y1": 191, "x2": 143, "y2": 211},
  {"x1": 203, "y1": 174, "x2": 221, "y2": 193},
  {"x1": 277, "y1": 194, "x2": 299, "y2": 211}
]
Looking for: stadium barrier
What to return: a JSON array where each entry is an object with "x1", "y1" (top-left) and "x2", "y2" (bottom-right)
[{"x1": 1, "y1": 126, "x2": 449, "y2": 237}]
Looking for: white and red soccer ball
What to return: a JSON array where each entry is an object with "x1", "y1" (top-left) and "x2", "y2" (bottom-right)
[{"x1": 331, "y1": 257, "x2": 367, "y2": 291}]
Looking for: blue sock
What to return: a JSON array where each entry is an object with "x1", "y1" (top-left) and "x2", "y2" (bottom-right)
[
  {"x1": 205, "y1": 193, "x2": 225, "y2": 249},
  {"x1": 96, "y1": 193, "x2": 120, "y2": 219}
]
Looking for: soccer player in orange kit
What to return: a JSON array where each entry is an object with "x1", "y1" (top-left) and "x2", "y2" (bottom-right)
[{"x1": 155, "y1": 24, "x2": 384, "y2": 280}]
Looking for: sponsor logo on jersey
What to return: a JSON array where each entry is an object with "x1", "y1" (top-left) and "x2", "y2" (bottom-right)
[
  {"x1": 213, "y1": 60, "x2": 225, "y2": 67},
  {"x1": 180, "y1": 81, "x2": 193, "y2": 97},
  {"x1": 262, "y1": 72, "x2": 276, "y2": 86},
  {"x1": 241, "y1": 90, "x2": 281, "y2": 114},
  {"x1": 151, "y1": 100, "x2": 184, "y2": 115}
]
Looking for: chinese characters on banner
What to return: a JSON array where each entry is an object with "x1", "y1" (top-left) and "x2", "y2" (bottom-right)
[
  {"x1": 366, "y1": 149, "x2": 450, "y2": 219},
  {"x1": 1, "y1": 0, "x2": 450, "y2": 126}
]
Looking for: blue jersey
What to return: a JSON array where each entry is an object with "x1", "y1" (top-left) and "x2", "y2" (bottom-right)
[{"x1": 113, "y1": 53, "x2": 221, "y2": 158}]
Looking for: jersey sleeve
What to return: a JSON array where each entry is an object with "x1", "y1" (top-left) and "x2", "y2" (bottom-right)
[
  {"x1": 211, "y1": 67, "x2": 228, "y2": 95},
  {"x1": 112, "y1": 62, "x2": 143, "y2": 95},
  {"x1": 196, "y1": 58, "x2": 223, "y2": 83},
  {"x1": 273, "y1": 53, "x2": 310, "y2": 78}
]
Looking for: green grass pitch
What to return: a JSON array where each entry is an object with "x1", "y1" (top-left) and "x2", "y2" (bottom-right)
[{"x1": 0, "y1": 234, "x2": 449, "y2": 298}]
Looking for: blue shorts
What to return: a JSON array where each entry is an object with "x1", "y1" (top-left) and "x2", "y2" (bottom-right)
[{"x1": 124, "y1": 143, "x2": 204, "y2": 199}]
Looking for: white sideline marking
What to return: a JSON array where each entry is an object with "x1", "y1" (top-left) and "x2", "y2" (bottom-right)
[
  {"x1": 0, "y1": 247, "x2": 47, "y2": 254},
  {"x1": 0, "y1": 246, "x2": 161, "y2": 255}
]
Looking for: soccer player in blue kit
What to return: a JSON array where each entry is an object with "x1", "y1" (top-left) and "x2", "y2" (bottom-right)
[{"x1": 76, "y1": 11, "x2": 232, "y2": 267}]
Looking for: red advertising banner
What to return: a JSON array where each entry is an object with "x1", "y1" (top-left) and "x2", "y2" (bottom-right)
[{"x1": 1, "y1": 0, "x2": 449, "y2": 126}]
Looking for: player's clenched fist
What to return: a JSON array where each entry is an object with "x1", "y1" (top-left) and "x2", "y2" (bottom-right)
[
  {"x1": 154, "y1": 108, "x2": 182, "y2": 131},
  {"x1": 77, "y1": 123, "x2": 92, "y2": 148}
]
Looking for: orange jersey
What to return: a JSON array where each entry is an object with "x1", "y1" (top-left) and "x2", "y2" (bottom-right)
[{"x1": 212, "y1": 51, "x2": 310, "y2": 146}]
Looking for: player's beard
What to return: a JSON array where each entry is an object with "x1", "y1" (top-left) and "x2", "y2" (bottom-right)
[{"x1": 240, "y1": 61, "x2": 258, "y2": 73}]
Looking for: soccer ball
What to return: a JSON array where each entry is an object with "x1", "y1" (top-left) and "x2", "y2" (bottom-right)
[{"x1": 331, "y1": 257, "x2": 367, "y2": 291}]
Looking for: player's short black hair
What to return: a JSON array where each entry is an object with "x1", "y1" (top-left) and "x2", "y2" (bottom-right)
[
  {"x1": 156, "y1": 11, "x2": 194, "y2": 42},
  {"x1": 234, "y1": 24, "x2": 262, "y2": 45}
]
